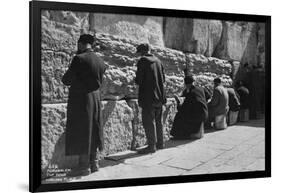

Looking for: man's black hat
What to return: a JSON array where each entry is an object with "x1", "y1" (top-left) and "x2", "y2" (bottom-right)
[
  {"x1": 136, "y1": 43, "x2": 150, "y2": 54},
  {"x1": 78, "y1": 34, "x2": 95, "y2": 45},
  {"x1": 184, "y1": 74, "x2": 195, "y2": 84},
  {"x1": 214, "y1": 77, "x2": 222, "y2": 84}
]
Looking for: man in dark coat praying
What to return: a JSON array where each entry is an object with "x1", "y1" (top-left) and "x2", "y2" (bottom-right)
[
  {"x1": 135, "y1": 43, "x2": 166, "y2": 154},
  {"x1": 62, "y1": 34, "x2": 107, "y2": 176},
  {"x1": 170, "y1": 74, "x2": 208, "y2": 139}
]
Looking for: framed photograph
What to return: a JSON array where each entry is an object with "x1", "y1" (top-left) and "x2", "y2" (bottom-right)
[{"x1": 30, "y1": 0, "x2": 271, "y2": 192}]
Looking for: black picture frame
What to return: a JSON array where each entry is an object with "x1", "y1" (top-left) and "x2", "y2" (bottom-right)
[{"x1": 30, "y1": 0, "x2": 271, "y2": 192}]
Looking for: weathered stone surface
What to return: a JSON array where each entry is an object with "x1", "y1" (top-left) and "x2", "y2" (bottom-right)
[
  {"x1": 213, "y1": 21, "x2": 258, "y2": 65},
  {"x1": 42, "y1": 10, "x2": 89, "y2": 32},
  {"x1": 186, "y1": 53, "x2": 232, "y2": 75},
  {"x1": 101, "y1": 66, "x2": 137, "y2": 100},
  {"x1": 41, "y1": 100, "x2": 134, "y2": 178},
  {"x1": 90, "y1": 13, "x2": 164, "y2": 47},
  {"x1": 41, "y1": 104, "x2": 78, "y2": 178},
  {"x1": 164, "y1": 18, "x2": 223, "y2": 56},
  {"x1": 153, "y1": 47, "x2": 186, "y2": 75},
  {"x1": 41, "y1": 16, "x2": 82, "y2": 54},
  {"x1": 102, "y1": 100, "x2": 134, "y2": 154},
  {"x1": 41, "y1": 50, "x2": 71, "y2": 103},
  {"x1": 127, "y1": 98, "x2": 178, "y2": 149},
  {"x1": 194, "y1": 72, "x2": 233, "y2": 94},
  {"x1": 42, "y1": 19, "x2": 232, "y2": 103}
]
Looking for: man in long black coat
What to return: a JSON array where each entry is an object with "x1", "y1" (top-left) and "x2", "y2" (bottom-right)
[
  {"x1": 135, "y1": 43, "x2": 166, "y2": 154},
  {"x1": 171, "y1": 75, "x2": 208, "y2": 139},
  {"x1": 62, "y1": 34, "x2": 107, "y2": 176}
]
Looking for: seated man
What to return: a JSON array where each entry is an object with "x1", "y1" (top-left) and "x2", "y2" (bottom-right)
[
  {"x1": 207, "y1": 77, "x2": 229, "y2": 129},
  {"x1": 170, "y1": 74, "x2": 208, "y2": 140}
]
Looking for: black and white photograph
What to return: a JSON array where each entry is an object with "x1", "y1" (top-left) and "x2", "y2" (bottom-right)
[{"x1": 29, "y1": 0, "x2": 271, "y2": 192}]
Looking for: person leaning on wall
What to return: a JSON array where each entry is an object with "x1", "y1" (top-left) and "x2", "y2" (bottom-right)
[{"x1": 135, "y1": 43, "x2": 167, "y2": 154}]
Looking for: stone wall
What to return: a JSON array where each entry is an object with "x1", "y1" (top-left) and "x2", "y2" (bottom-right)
[
  {"x1": 41, "y1": 10, "x2": 264, "y2": 178},
  {"x1": 42, "y1": 10, "x2": 265, "y2": 66}
]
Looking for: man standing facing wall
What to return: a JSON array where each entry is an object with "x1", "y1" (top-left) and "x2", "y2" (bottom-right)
[
  {"x1": 62, "y1": 34, "x2": 107, "y2": 176},
  {"x1": 135, "y1": 43, "x2": 166, "y2": 154}
]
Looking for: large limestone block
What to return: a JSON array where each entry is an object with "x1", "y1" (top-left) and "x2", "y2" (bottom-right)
[
  {"x1": 41, "y1": 17, "x2": 82, "y2": 54},
  {"x1": 41, "y1": 18, "x2": 233, "y2": 103},
  {"x1": 41, "y1": 100, "x2": 134, "y2": 178},
  {"x1": 41, "y1": 104, "x2": 78, "y2": 178},
  {"x1": 194, "y1": 72, "x2": 233, "y2": 95},
  {"x1": 186, "y1": 53, "x2": 232, "y2": 75},
  {"x1": 96, "y1": 33, "x2": 187, "y2": 74},
  {"x1": 95, "y1": 33, "x2": 138, "y2": 67},
  {"x1": 164, "y1": 75, "x2": 185, "y2": 98},
  {"x1": 101, "y1": 66, "x2": 137, "y2": 100},
  {"x1": 90, "y1": 13, "x2": 164, "y2": 47},
  {"x1": 213, "y1": 21, "x2": 258, "y2": 65},
  {"x1": 41, "y1": 50, "x2": 71, "y2": 103},
  {"x1": 41, "y1": 17, "x2": 86, "y2": 104},
  {"x1": 164, "y1": 18, "x2": 223, "y2": 56},
  {"x1": 153, "y1": 47, "x2": 186, "y2": 76},
  {"x1": 101, "y1": 68, "x2": 185, "y2": 100},
  {"x1": 42, "y1": 10, "x2": 89, "y2": 32},
  {"x1": 102, "y1": 100, "x2": 134, "y2": 154},
  {"x1": 127, "y1": 98, "x2": 178, "y2": 149},
  {"x1": 163, "y1": 17, "x2": 190, "y2": 51}
]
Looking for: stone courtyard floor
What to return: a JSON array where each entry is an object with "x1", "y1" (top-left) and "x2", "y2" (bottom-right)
[{"x1": 44, "y1": 118, "x2": 265, "y2": 183}]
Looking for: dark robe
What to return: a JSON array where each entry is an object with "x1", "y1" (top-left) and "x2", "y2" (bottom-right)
[
  {"x1": 135, "y1": 53, "x2": 166, "y2": 108},
  {"x1": 170, "y1": 85, "x2": 208, "y2": 139},
  {"x1": 62, "y1": 48, "x2": 107, "y2": 156}
]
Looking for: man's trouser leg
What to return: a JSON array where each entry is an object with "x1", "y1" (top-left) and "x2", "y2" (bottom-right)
[
  {"x1": 206, "y1": 107, "x2": 215, "y2": 129},
  {"x1": 79, "y1": 155, "x2": 89, "y2": 168},
  {"x1": 71, "y1": 154, "x2": 90, "y2": 176},
  {"x1": 90, "y1": 148, "x2": 99, "y2": 172},
  {"x1": 155, "y1": 106, "x2": 164, "y2": 149},
  {"x1": 142, "y1": 107, "x2": 157, "y2": 149}
]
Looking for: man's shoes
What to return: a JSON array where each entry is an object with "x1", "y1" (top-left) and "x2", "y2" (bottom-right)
[
  {"x1": 137, "y1": 146, "x2": 156, "y2": 154},
  {"x1": 90, "y1": 160, "x2": 99, "y2": 173},
  {"x1": 156, "y1": 143, "x2": 165, "y2": 150}
]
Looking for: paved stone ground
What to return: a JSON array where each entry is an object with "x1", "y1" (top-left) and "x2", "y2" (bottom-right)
[{"x1": 44, "y1": 118, "x2": 265, "y2": 183}]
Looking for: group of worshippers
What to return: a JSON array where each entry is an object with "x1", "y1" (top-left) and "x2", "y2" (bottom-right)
[
  {"x1": 236, "y1": 63, "x2": 265, "y2": 119},
  {"x1": 61, "y1": 33, "x2": 261, "y2": 177}
]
